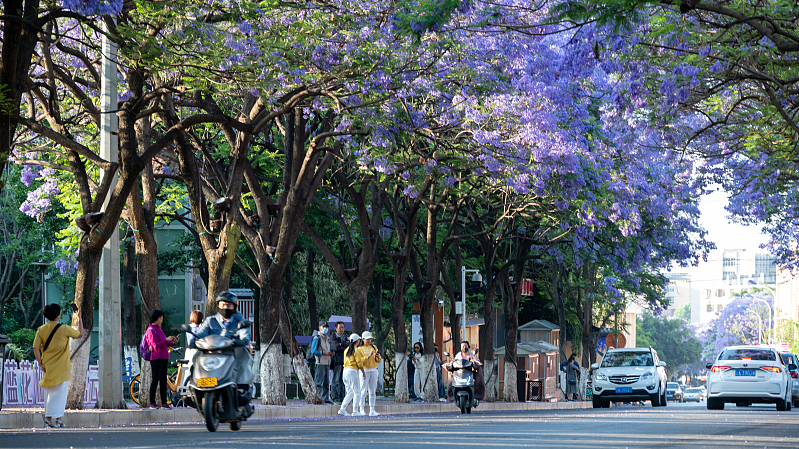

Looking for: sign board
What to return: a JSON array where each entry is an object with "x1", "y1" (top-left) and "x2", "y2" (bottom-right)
[
  {"x1": 411, "y1": 315, "x2": 423, "y2": 345},
  {"x1": 455, "y1": 301, "x2": 463, "y2": 315}
]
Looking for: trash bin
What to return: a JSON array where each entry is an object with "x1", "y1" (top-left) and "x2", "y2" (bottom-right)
[
  {"x1": 0, "y1": 333, "x2": 10, "y2": 411},
  {"x1": 517, "y1": 369, "x2": 529, "y2": 402}
]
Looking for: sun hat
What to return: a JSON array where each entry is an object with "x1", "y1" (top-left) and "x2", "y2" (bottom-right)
[
  {"x1": 349, "y1": 333, "x2": 361, "y2": 342},
  {"x1": 362, "y1": 331, "x2": 373, "y2": 340}
]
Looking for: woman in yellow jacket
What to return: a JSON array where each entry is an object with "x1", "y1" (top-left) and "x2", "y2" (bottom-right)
[
  {"x1": 356, "y1": 331, "x2": 381, "y2": 417},
  {"x1": 338, "y1": 334, "x2": 365, "y2": 416}
]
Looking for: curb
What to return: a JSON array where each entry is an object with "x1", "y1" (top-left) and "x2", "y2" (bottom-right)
[{"x1": 0, "y1": 401, "x2": 588, "y2": 430}]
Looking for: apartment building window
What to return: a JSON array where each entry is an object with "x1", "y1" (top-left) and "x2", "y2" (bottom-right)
[
  {"x1": 717, "y1": 304, "x2": 723, "y2": 312},
  {"x1": 704, "y1": 289, "x2": 711, "y2": 298},
  {"x1": 716, "y1": 289, "x2": 725, "y2": 297},
  {"x1": 706, "y1": 302, "x2": 713, "y2": 312}
]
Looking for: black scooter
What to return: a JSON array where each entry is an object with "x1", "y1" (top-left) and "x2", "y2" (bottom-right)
[{"x1": 181, "y1": 322, "x2": 254, "y2": 432}]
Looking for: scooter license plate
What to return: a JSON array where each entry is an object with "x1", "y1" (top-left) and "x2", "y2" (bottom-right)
[
  {"x1": 615, "y1": 387, "x2": 633, "y2": 393},
  {"x1": 197, "y1": 377, "x2": 218, "y2": 387}
]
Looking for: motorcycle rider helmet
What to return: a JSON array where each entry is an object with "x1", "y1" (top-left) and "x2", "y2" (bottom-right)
[{"x1": 216, "y1": 291, "x2": 239, "y2": 308}]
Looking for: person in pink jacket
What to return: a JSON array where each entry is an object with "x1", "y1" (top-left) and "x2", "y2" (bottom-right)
[{"x1": 145, "y1": 310, "x2": 177, "y2": 408}]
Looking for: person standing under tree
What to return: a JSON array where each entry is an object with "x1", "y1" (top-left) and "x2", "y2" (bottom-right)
[
  {"x1": 32, "y1": 303, "x2": 83, "y2": 428},
  {"x1": 310, "y1": 321, "x2": 334, "y2": 404},
  {"x1": 330, "y1": 321, "x2": 347, "y2": 404},
  {"x1": 411, "y1": 342, "x2": 424, "y2": 400},
  {"x1": 356, "y1": 331, "x2": 381, "y2": 416},
  {"x1": 338, "y1": 333, "x2": 364, "y2": 416},
  {"x1": 144, "y1": 310, "x2": 178, "y2": 408},
  {"x1": 560, "y1": 353, "x2": 580, "y2": 401}
]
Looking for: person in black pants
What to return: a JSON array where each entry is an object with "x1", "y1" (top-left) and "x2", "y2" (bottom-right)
[
  {"x1": 330, "y1": 321, "x2": 348, "y2": 404},
  {"x1": 144, "y1": 310, "x2": 177, "y2": 408}
]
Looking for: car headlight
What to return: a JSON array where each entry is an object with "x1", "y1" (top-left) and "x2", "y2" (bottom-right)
[
  {"x1": 596, "y1": 371, "x2": 607, "y2": 381},
  {"x1": 199, "y1": 355, "x2": 229, "y2": 371},
  {"x1": 642, "y1": 371, "x2": 654, "y2": 379}
]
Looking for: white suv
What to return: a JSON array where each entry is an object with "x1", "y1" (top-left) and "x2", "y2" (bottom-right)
[{"x1": 591, "y1": 347, "x2": 668, "y2": 408}]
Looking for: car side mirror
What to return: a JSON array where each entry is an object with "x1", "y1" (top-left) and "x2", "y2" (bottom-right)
[
  {"x1": 789, "y1": 363, "x2": 797, "y2": 371},
  {"x1": 237, "y1": 320, "x2": 251, "y2": 330},
  {"x1": 590, "y1": 363, "x2": 599, "y2": 370},
  {"x1": 658, "y1": 361, "x2": 666, "y2": 367},
  {"x1": 705, "y1": 363, "x2": 713, "y2": 370}
]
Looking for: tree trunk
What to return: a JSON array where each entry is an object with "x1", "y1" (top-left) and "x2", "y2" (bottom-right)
[
  {"x1": 65, "y1": 248, "x2": 101, "y2": 409},
  {"x1": 349, "y1": 278, "x2": 370, "y2": 334},
  {"x1": 306, "y1": 248, "x2": 318, "y2": 329},
  {"x1": 122, "y1": 234, "x2": 137, "y2": 347},
  {"x1": 481, "y1": 284, "x2": 497, "y2": 402},
  {"x1": 503, "y1": 358, "x2": 518, "y2": 402},
  {"x1": 394, "y1": 352, "x2": 408, "y2": 403}
]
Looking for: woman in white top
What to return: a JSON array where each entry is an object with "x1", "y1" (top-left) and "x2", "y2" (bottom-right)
[{"x1": 411, "y1": 342, "x2": 424, "y2": 400}]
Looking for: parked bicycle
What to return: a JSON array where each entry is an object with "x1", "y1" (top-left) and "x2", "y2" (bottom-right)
[{"x1": 130, "y1": 347, "x2": 194, "y2": 407}]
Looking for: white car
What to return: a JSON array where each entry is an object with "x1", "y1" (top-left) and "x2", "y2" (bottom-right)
[
  {"x1": 683, "y1": 387, "x2": 703, "y2": 402},
  {"x1": 591, "y1": 347, "x2": 668, "y2": 408},
  {"x1": 706, "y1": 345, "x2": 793, "y2": 410}
]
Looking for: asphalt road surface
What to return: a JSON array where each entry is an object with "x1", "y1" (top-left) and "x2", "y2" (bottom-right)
[{"x1": 3, "y1": 402, "x2": 797, "y2": 448}]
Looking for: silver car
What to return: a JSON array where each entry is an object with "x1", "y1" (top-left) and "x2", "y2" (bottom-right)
[{"x1": 683, "y1": 387, "x2": 703, "y2": 402}]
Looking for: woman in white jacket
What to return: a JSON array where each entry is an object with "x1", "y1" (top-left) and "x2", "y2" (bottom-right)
[{"x1": 411, "y1": 342, "x2": 424, "y2": 400}]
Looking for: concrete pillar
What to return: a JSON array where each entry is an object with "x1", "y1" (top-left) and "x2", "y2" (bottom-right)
[{"x1": 96, "y1": 24, "x2": 125, "y2": 409}]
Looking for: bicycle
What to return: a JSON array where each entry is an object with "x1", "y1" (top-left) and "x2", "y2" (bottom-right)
[{"x1": 130, "y1": 347, "x2": 193, "y2": 406}]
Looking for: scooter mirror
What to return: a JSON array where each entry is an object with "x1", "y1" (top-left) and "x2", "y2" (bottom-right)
[
  {"x1": 180, "y1": 324, "x2": 191, "y2": 332},
  {"x1": 444, "y1": 352, "x2": 450, "y2": 357},
  {"x1": 237, "y1": 320, "x2": 251, "y2": 330}
]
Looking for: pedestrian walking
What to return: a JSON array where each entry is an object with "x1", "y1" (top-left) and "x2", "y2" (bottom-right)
[
  {"x1": 356, "y1": 331, "x2": 381, "y2": 416},
  {"x1": 411, "y1": 342, "x2": 424, "y2": 400},
  {"x1": 561, "y1": 353, "x2": 580, "y2": 401},
  {"x1": 330, "y1": 321, "x2": 347, "y2": 404},
  {"x1": 144, "y1": 310, "x2": 178, "y2": 408},
  {"x1": 310, "y1": 321, "x2": 334, "y2": 404},
  {"x1": 338, "y1": 333, "x2": 364, "y2": 416},
  {"x1": 32, "y1": 303, "x2": 83, "y2": 428}
]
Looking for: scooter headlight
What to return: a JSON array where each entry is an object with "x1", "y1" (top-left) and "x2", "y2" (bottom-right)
[{"x1": 199, "y1": 355, "x2": 229, "y2": 371}]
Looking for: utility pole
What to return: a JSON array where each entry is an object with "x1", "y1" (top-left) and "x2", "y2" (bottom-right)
[{"x1": 97, "y1": 21, "x2": 125, "y2": 409}]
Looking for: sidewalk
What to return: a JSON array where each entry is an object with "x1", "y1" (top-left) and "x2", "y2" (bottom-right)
[{"x1": 0, "y1": 399, "x2": 589, "y2": 429}]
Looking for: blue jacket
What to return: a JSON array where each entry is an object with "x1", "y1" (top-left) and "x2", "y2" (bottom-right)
[{"x1": 193, "y1": 311, "x2": 250, "y2": 345}]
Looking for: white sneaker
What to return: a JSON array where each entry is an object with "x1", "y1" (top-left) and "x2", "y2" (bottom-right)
[
  {"x1": 369, "y1": 410, "x2": 380, "y2": 417},
  {"x1": 352, "y1": 411, "x2": 365, "y2": 417},
  {"x1": 338, "y1": 409, "x2": 350, "y2": 416},
  {"x1": 439, "y1": 398, "x2": 447, "y2": 403}
]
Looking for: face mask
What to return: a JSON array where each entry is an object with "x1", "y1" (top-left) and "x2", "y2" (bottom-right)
[
  {"x1": 220, "y1": 308, "x2": 235, "y2": 319},
  {"x1": 321, "y1": 327, "x2": 329, "y2": 335}
]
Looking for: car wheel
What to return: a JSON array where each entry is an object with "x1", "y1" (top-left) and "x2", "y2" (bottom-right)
[
  {"x1": 592, "y1": 398, "x2": 603, "y2": 409},
  {"x1": 793, "y1": 400, "x2": 799, "y2": 409},
  {"x1": 787, "y1": 400, "x2": 792, "y2": 411},
  {"x1": 707, "y1": 398, "x2": 723, "y2": 410},
  {"x1": 777, "y1": 397, "x2": 788, "y2": 411},
  {"x1": 661, "y1": 388, "x2": 667, "y2": 407}
]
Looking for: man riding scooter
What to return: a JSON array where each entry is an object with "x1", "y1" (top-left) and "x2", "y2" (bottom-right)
[{"x1": 191, "y1": 291, "x2": 253, "y2": 401}]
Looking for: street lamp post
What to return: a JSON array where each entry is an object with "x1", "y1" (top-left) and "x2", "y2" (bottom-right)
[
  {"x1": 460, "y1": 267, "x2": 481, "y2": 343},
  {"x1": 30, "y1": 261, "x2": 52, "y2": 325},
  {"x1": 747, "y1": 280, "x2": 777, "y2": 344},
  {"x1": 738, "y1": 305, "x2": 763, "y2": 345}
]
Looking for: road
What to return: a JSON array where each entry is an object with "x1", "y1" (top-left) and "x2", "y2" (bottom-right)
[{"x1": 3, "y1": 402, "x2": 797, "y2": 448}]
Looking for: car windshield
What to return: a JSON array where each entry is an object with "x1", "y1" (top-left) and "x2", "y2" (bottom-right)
[
  {"x1": 719, "y1": 349, "x2": 775, "y2": 361},
  {"x1": 667, "y1": 383, "x2": 679, "y2": 389},
  {"x1": 686, "y1": 388, "x2": 701, "y2": 393},
  {"x1": 600, "y1": 351, "x2": 653, "y2": 367}
]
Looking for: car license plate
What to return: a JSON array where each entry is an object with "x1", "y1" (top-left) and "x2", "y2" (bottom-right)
[
  {"x1": 735, "y1": 370, "x2": 756, "y2": 377},
  {"x1": 197, "y1": 377, "x2": 218, "y2": 387},
  {"x1": 615, "y1": 387, "x2": 633, "y2": 393}
]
